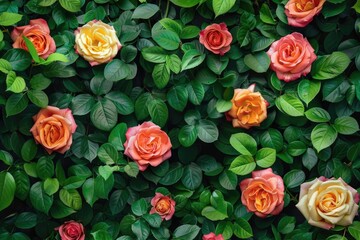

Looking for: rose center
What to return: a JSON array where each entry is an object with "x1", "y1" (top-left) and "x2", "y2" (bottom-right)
[
  {"x1": 155, "y1": 199, "x2": 170, "y2": 213},
  {"x1": 295, "y1": 0, "x2": 317, "y2": 12},
  {"x1": 43, "y1": 121, "x2": 63, "y2": 143},
  {"x1": 318, "y1": 191, "x2": 344, "y2": 212},
  {"x1": 208, "y1": 31, "x2": 223, "y2": 46},
  {"x1": 28, "y1": 34, "x2": 46, "y2": 52}
]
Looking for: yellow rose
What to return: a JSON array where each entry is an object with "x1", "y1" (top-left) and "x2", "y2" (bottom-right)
[
  {"x1": 296, "y1": 177, "x2": 359, "y2": 230},
  {"x1": 74, "y1": 20, "x2": 121, "y2": 66}
]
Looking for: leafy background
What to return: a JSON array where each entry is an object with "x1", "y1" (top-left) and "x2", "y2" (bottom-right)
[{"x1": 0, "y1": 0, "x2": 360, "y2": 239}]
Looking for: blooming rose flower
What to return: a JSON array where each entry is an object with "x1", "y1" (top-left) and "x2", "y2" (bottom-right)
[
  {"x1": 226, "y1": 84, "x2": 267, "y2": 129},
  {"x1": 296, "y1": 177, "x2": 360, "y2": 230},
  {"x1": 285, "y1": 0, "x2": 326, "y2": 27},
  {"x1": 11, "y1": 18, "x2": 56, "y2": 59},
  {"x1": 267, "y1": 32, "x2": 316, "y2": 82},
  {"x1": 202, "y1": 232, "x2": 224, "y2": 240},
  {"x1": 240, "y1": 168, "x2": 285, "y2": 218},
  {"x1": 124, "y1": 121, "x2": 172, "y2": 171},
  {"x1": 30, "y1": 106, "x2": 77, "y2": 154},
  {"x1": 74, "y1": 20, "x2": 121, "y2": 66},
  {"x1": 150, "y1": 193, "x2": 176, "y2": 220},
  {"x1": 199, "y1": 23, "x2": 232, "y2": 55},
  {"x1": 55, "y1": 220, "x2": 85, "y2": 240}
]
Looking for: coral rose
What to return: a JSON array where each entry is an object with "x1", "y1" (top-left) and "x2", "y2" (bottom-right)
[
  {"x1": 240, "y1": 168, "x2": 285, "y2": 218},
  {"x1": 74, "y1": 20, "x2": 121, "y2": 66},
  {"x1": 296, "y1": 177, "x2": 360, "y2": 230},
  {"x1": 124, "y1": 121, "x2": 172, "y2": 171},
  {"x1": 285, "y1": 0, "x2": 326, "y2": 27},
  {"x1": 11, "y1": 18, "x2": 56, "y2": 59},
  {"x1": 199, "y1": 23, "x2": 232, "y2": 55},
  {"x1": 30, "y1": 106, "x2": 77, "y2": 154},
  {"x1": 202, "y1": 232, "x2": 224, "y2": 240},
  {"x1": 227, "y1": 84, "x2": 267, "y2": 129},
  {"x1": 149, "y1": 193, "x2": 176, "y2": 220},
  {"x1": 55, "y1": 220, "x2": 85, "y2": 240},
  {"x1": 267, "y1": 32, "x2": 316, "y2": 82}
]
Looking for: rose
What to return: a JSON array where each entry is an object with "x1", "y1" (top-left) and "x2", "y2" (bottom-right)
[
  {"x1": 266, "y1": 32, "x2": 316, "y2": 82},
  {"x1": 124, "y1": 121, "x2": 172, "y2": 171},
  {"x1": 296, "y1": 177, "x2": 360, "y2": 230},
  {"x1": 240, "y1": 168, "x2": 285, "y2": 217},
  {"x1": 30, "y1": 106, "x2": 77, "y2": 154},
  {"x1": 55, "y1": 220, "x2": 85, "y2": 240},
  {"x1": 149, "y1": 193, "x2": 176, "y2": 220},
  {"x1": 202, "y1": 232, "x2": 224, "y2": 240},
  {"x1": 11, "y1": 18, "x2": 56, "y2": 59},
  {"x1": 226, "y1": 84, "x2": 267, "y2": 129},
  {"x1": 74, "y1": 20, "x2": 121, "y2": 66},
  {"x1": 285, "y1": 0, "x2": 326, "y2": 27},
  {"x1": 199, "y1": 23, "x2": 232, "y2": 55}
]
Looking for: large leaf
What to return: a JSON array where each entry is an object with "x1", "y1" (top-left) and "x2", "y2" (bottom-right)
[
  {"x1": 181, "y1": 163, "x2": 202, "y2": 190},
  {"x1": 170, "y1": 0, "x2": 200, "y2": 8},
  {"x1": 196, "y1": 119, "x2": 219, "y2": 143},
  {"x1": 297, "y1": 79, "x2": 321, "y2": 106},
  {"x1": 244, "y1": 52, "x2": 270, "y2": 73},
  {"x1": 311, "y1": 123, "x2": 338, "y2": 152},
  {"x1": 276, "y1": 94, "x2": 304, "y2": 117},
  {"x1": 132, "y1": 3, "x2": 159, "y2": 19},
  {"x1": 229, "y1": 155, "x2": 256, "y2": 175},
  {"x1": 0, "y1": 12, "x2": 22, "y2": 26},
  {"x1": 29, "y1": 182, "x2": 53, "y2": 214},
  {"x1": 90, "y1": 99, "x2": 118, "y2": 131},
  {"x1": 147, "y1": 99, "x2": 168, "y2": 128},
  {"x1": 213, "y1": 0, "x2": 236, "y2": 17},
  {"x1": 173, "y1": 225, "x2": 201, "y2": 240},
  {"x1": 311, "y1": 52, "x2": 351, "y2": 80},
  {"x1": 229, "y1": 133, "x2": 257, "y2": 156},
  {"x1": 0, "y1": 172, "x2": 16, "y2": 212},
  {"x1": 333, "y1": 116, "x2": 359, "y2": 135},
  {"x1": 104, "y1": 59, "x2": 130, "y2": 82},
  {"x1": 152, "y1": 30, "x2": 181, "y2": 51}
]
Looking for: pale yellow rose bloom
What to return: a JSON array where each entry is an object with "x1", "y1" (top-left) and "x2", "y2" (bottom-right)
[
  {"x1": 74, "y1": 20, "x2": 121, "y2": 66},
  {"x1": 296, "y1": 178, "x2": 359, "y2": 230}
]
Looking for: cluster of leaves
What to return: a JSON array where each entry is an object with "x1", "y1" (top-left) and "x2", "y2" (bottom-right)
[{"x1": 0, "y1": 0, "x2": 360, "y2": 239}]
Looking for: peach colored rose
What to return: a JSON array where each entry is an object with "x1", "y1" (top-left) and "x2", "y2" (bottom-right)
[
  {"x1": 74, "y1": 20, "x2": 121, "y2": 66},
  {"x1": 226, "y1": 84, "x2": 268, "y2": 129},
  {"x1": 285, "y1": 0, "x2": 326, "y2": 27},
  {"x1": 30, "y1": 106, "x2": 77, "y2": 154},
  {"x1": 149, "y1": 193, "x2": 176, "y2": 220},
  {"x1": 11, "y1": 18, "x2": 56, "y2": 59},
  {"x1": 55, "y1": 220, "x2": 85, "y2": 240},
  {"x1": 124, "y1": 122, "x2": 172, "y2": 171},
  {"x1": 296, "y1": 177, "x2": 360, "y2": 230},
  {"x1": 267, "y1": 32, "x2": 316, "y2": 82},
  {"x1": 240, "y1": 168, "x2": 285, "y2": 218},
  {"x1": 199, "y1": 23, "x2": 232, "y2": 55},
  {"x1": 202, "y1": 232, "x2": 224, "y2": 240}
]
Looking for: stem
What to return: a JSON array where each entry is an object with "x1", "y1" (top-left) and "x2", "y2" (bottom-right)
[{"x1": 164, "y1": 0, "x2": 170, "y2": 19}]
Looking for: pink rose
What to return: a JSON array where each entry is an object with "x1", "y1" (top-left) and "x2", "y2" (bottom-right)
[
  {"x1": 11, "y1": 18, "x2": 56, "y2": 59},
  {"x1": 55, "y1": 221, "x2": 85, "y2": 240},
  {"x1": 30, "y1": 106, "x2": 77, "y2": 154},
  {"x1": 124, "y1": 122, "x2": 172, "y2": 171},
  {"x1": 240, "y1": 168, "x2": 285, "y2": 218},
  {"x1": 267, "y1": 32, "x2": 316, "y2": 82},
  {"x1": 199, "y1": 23, "x2": 232, "y2": 55},
  {"x1": 149, "y1": 193, "x2": 176, "y2": 220},
  {"x1": 202, "y1": 232, "x2": 224, "y2": 240},
  {"x1": 296, "y1": 177, "x2": 359, "y2": 230},
  {"x1": 285, "y1": 0, "x2": 326, "y2": 27}
]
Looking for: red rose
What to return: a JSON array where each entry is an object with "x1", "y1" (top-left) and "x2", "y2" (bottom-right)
[
  {"x1": 56, "y1": 221, "x2": 85, "y2": 240},
  {"x1": 202, "y1": 232, "x2": 224, "y2": 240},
  {"x1": 199, "y1": 23, "x2": 232, "y2": 55}
]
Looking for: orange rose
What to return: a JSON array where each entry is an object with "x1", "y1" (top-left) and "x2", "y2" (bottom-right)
[
  {"x1": 30, "y1": 106, "x2": 77, "y2": 154},
  {"x1": 227, "y1": 84, "x2": 267, "y2": 129},
  {"x1": 240, "y1": 168, "x2": 285, "y2": 218},
  {"x1": 267, "y1": 32, "x2": 316, "y2": 82},
  {"x1": 285, "y1": 0, "x2": 326, "y2": 27},
  {"x1": 124, "y1": 122, "x2": 172, "y2": 171},
  {"x1": 199, "y1": 23, "x2": 232, "y2": 55},
  {"x1": 149, "y1": 193, "x2": 176, "y2": 220},
  {"x1": 11, "y1": 18, "x2": 56, "y2": 59},
  {"x1": 202, "y1": 232, "x2": 224, "y2": 240}
]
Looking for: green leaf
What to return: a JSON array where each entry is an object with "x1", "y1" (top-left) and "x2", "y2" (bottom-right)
[
  {"x1": 260, "y1": 3, "x2": 276, "y2": 24},
  {"x1": 160, "y1": 18, "x2": 183, "y2": 35},
  {"x1": 152, "y1": 30, "x2": 181, "y2": 51},
  {"x1": 0, "y1": 12, "x2": 22, "y2": 26},
  {"x1": 131, "y1": 198, "x2": 148, "y2": 216},
  {"x1": 283, "y1": 169, "x2": 305, "y2": 188},
  {"x1": 166, "y1": 54, "x2": 182, "y2": 74},
  {"x1": 206, "y1": 55, "x2": 229, "y2": 75},
  {"x1": 105, "y1": 91, "x2": 134, "y2": 115},
  {"x1": 277, "y1": 216, "x2": 296, "y2": 234},
  {"x1": 167, "y1": 85, "x2": 188, "y2": 112},
  {"x1": 349, "y1": 221, "x2": 360, "y2": 240},
  {"x1": 3, "y1": 49, "x2": 32, "y2": 71},
  {"x1": 59, "y1": 188, "x2": 82, "y2": 210},
  {"x1": 43, "y1": 178, "x2": 59, "y2": 196},
  {"x1": 196, "y1": 119, "x2": 219, "y2": 143},
  {"x1": 311, "y1": 52, "x2": 351, "y2": 80},
  {"x1": 143, "y1": 214, "x2": 162, "y2": 228},
  {"x1": 297, "y1": 79, "x2": 321, "y2": 106},
  {"x1": 256, "y1": 148, "x2": 276, "y2": 168},
  {"x1": 38, "y1": 0, "x2": 58, "y2": 6},
  {"x1": 104, "y1": 59, "x2": 129, "y2": 82},
  {"x1": 0, "y1": 172, "x2": 16, "y2": 212},
  {"x1": 59, "y1": 0, "x2": 81, "y2": 12},
  {"x1": 244, "y1": 52, "x2": 270, "y2": 73},
  {"x1": 30, "y1": 74, "x2": 51, "y2": 90},
  {"x1": 219, "y1": 170, "x2": 238, "y2": 190},
  {"x1": 14, "y1": 212, "x2": 37, "y2": 229},
  {"x1": 302, "y1": 148, "x2": 318, "y2": 171},
  {"x1": 187, "y1": 81, "x2": 205, "y2": 105},
  {"x1": 147, "y1": 99, "x2": 168, "y2": 128},
  {"x1": 229, "y1": 133, "x2": 257, "y2": 156},
  {"x1": 82, "y1": 178, "x2": 98, "y2": 207},
  {"x1": 260, "y1": 129, "x2": 284, "y2": 152},
  {"x1": 90, "y1": 99, "x2": 118, "y2": 131},
  {"x1": 98, "y1": 143, "x2": 119, "y2": 165},
  {"x1": 0, "y1": 59, "x2": 12, "y2": 74},
  {"x1": 201, "y1": 206, "x2": 228, "y2": 221},
  {"x1": 0, "y1": 150, "x2": 13, "y2": 166},
  {"x1": 21, "y1": 139, "x2": 37, "y2": 162},
  {"x1": 322, "y1": 77, "x2": 350, "y2": 103},
  {"x1": 170, "y1": 0, "x2": 200, "y2": 8},
  {"x1": 181, "y1": 49, "x2": 206, "y2": 71},
  {"x1": 36, "y1": 156, "x2": 54, "y2": 180},
  {"x1": 159, "y1": 162, "x2": 184, "y2": 185},
  {"x1": 287, "y1": 141, "x2": 307, "y2": 157},
  {"x1": 43, "y1": 53, "x2": 69, "y2": 64},
  {"x1": 173, "y1": 225, "x2": 201, "y2": 240},
  {"x1": 178, "y1": 125, "x2": 198, "y2": 147},
  {"x1": 181, "y1": 163, "x2": 202, "y2": 190},
  {"x1": 213, "y1": 0, "x2": 236, "y2": 17},
  {"x1": 27, "y1": 90, "x2": 48, "y2": 108},
  {"x1": 180, "y1": 26, "x2": 200, "y2": 39},
  {"x1": 333, "y1": 116, "x2": 359, "y2": 135},
  {"x1": 109, "y1": 189, "x2": 129, "y2": 215},
  {"x1": 152, "y1": 63, "x2": 170, "y2": 89},
  {"x1": 124, "y1": 162, "x2": 139, "y2": 178},
  {"x1": 132, "y1": 3, "x2": 159, "y2": 19},
  {"x1": 142, "y1": 47, "x2": 167, "y2": 63},
  {"x1": 276, "y1": 94, "x2": 305, "y2": 117},
  {"x1": 22, "y1": 36, "x2": 40, "y2": 63},
  {"x1": 311, "y1": 123, "x2": 338, "y2": 152},
  {"x1": 6, "y1": 72, "x2": 26, "y2": 93},
  {"x1": 305, "y1": 107, "x2": 331, "y2": 123},
  {"x1": 108, "y1": 123, "x2": 127, "y2": 151},
  {"x1": 50, "y1": 200, "x2": 76, "y2": 219},
  {"x1": 71, "y1": 94, "x2": 95, "y2": 116},
  {"x1": 234, "y1": 218, "x2": 253, "y2": 239},
  {"x1": 135, "y1": 93, "x2": 151, "y2": 120},
  {"x1": 29, "y1": 182, "x2": 53, "y2": 214},
  {"x1": 229, "y1": 155, "x2": 256, "y2": 175},
  {"x1": 132, "y1": 219, "x2": 150, "y2": 240},
  {"x1": 12, "y1": 170, "x2": 30, "y2": 201}
]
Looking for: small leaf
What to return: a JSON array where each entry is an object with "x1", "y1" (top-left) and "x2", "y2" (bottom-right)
[
  {"x1": 229, "y1": 133, "x2": 257, "y2": 156},
  {"x1": 229, "y1": 155, "x2": 256, "y2": 175},
  {"x1": 311, "y1": 123, "x2": 338, "y2": 152},
  {"x1": 0, "y1": 172, "x2": 16, "y2": 212},
  {"x1": 132, "y1": 3, "x2": 159, "y2": 19},
  {"x1": 333, "y1": 116, "x2": 359, "y2": 135},
  {"x1": 283, "y1": 170, "x2": 305, "y2": 188},
  {"x1": 213, "y1": 0, "x2": 236, "y2": 17}
]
